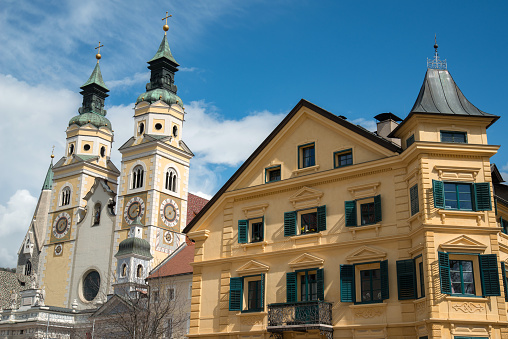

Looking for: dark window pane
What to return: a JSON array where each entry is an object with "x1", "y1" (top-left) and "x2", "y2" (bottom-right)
[{"x1": 301, "y1": 212, "x2": 317, "y2": 234}]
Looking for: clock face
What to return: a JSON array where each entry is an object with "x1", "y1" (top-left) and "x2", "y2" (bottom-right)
[
  {"x1": 124, "y1": 197, "x2": 145, "y2": 224},
  {"x1": 164, "y1": 231, "x2": 172, "y2": 244},
  {"x1": 160, "y1": 199, "x2": 179, "y2": 228},
  {"x1": 53, "y1": 212, "x2": 71, "y2": 239}
]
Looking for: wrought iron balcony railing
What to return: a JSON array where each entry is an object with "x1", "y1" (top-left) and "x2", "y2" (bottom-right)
[{"x1": 267, "y1": 300, "x2": 332, "y2": 328}]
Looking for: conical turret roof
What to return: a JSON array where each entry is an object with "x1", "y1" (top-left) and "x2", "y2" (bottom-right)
[
  {"x1": 81, "y1": 62, "x2": 109, "y2": 91},
  {"x1": 148, "y1": 35, "x2": 179, "y2": 65},
  {"x1": 42, "y1": 160, "x2": 54, "y2": 190}
]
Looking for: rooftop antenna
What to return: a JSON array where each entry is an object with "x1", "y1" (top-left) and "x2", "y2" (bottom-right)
[{"x1": 427, "y1": 34, "x2": 447, "y2": 70}]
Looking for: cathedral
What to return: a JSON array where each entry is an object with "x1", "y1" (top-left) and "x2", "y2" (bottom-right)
[{"x1": 11, "y1": 22, "x2": 196, "y2": 310}]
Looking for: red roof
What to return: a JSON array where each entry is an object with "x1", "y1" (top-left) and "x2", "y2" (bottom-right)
[
  {"x1": 186, "y1": 193, "x2": 209, "y2": 225},
  {"x1": 148, "y1": 243, "x2": 194, "y2": 279}
]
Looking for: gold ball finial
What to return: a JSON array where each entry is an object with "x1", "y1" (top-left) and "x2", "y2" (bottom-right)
[
  {"x1": 95, "y1": 42, "x2": 104, "y2": 63},
  {"x1": 96, "y1": 53, "x2": 102, "y2": 60},
  {"x1": 163, "y1": 24, "x2": 169, "y2": 32},
  {"x1": 51, "y1": 154, "x2": 55, "y2": 159}
]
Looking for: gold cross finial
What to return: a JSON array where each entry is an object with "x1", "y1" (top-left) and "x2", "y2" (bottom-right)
[
  {"x1": 51, "y1": 145, "x2": 55, "y2": 159},
  {"x1": 95, "y1": 42, "x2": 103, "y2": 63},
  {"x1": 162, "y1": 11, "x2": 172, "y2": 35}
]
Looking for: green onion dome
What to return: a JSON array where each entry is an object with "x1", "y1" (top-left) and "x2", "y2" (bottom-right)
[
  {"x1": 115, "y1": 237, "x2": 152, "y2": 259},
  {"x1": 69, "y1": 112, "x2": 112, "y2": 130},
  {"x1": 136, "y1": 88, "x2": 183, "y2": 108}
]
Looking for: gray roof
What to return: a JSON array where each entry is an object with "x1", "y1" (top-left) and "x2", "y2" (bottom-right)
[{"x1": 410, "y1": 68, "x2": 497, "y2": 118}]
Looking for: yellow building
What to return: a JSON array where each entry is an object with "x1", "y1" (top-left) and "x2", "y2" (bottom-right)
[{"x1": 184, "y1": 49, "x2": 508, "y2": 338}]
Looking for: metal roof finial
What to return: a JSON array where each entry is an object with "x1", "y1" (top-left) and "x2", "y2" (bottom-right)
[{"x1": 427, "y1": 34, "x2": 447, "y2": 70}]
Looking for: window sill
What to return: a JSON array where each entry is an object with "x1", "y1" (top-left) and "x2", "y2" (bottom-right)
[
  {"x1": 241, "y1": 241, "x2": 267, "y2": 252},
  {"x1": 445, "y1": 295, "x2": 487, "y2": 301},
  {"x1": 347, "y1": 223, "x2": 381, "y2": 240},
  {"x1": 437, "y1": 209, "x2": 484, "y2": 226},
  {"x1": 237, "y1": 311, "x2": 267, "y2": 316},
  {"x1": 351, "y1": 301, "x2": 386, "y2": 307},
  {"x1": 407, "y1": 211, "x2": 423, "y2": 223},
  {"x1": 292, "y1": 165, "x2": 320, "y2": 176}
]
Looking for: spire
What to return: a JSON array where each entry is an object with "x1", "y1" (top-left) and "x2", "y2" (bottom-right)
[
  {"x1": 427, "y1": 34, "x2": 447, "y2": 70},
  {"x1": 42, "y1": 152, "x2": 54, "y2": 191},
  {"x1": 69, "y1": 43, "x2": 112, "y2": 130},
  {"x1": 136, "y1": 12, "x2": 183, "y2": 108}
]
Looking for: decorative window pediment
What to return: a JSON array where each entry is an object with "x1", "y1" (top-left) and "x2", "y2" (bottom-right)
[
  {"x1": 236, "y1": 260, "x2": 269, "y2": 275},
  {"x1": 434, "y1": 165, "x2": 481, "y2": 181},
  {"x1": 289, "y1": 186, "x2": 323, "y2": 210},
  {"x1": 242, "y1": 203, "x2": 269, "y2": 219},
  {"x1": 346, "y1": 245, "x2": 387, "y2": 264},
  {"x1": 439, "y1": 235, "x2": 487, "y2": 253},
  {"x1": 288, "y1": 253, "x2": 324, "y2": 269},
  {"x1": 347, "y1": 182, "x2": 380, "y2": 200}
]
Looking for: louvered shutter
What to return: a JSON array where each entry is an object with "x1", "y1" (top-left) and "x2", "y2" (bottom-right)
[
  {"x1": 317, "y1": 205, "x2": 326, "y2": 232},
  {"x1": 474, "y1": 182, "x2": 492, "y2": 211},
  {"x1": 340, "y1": 264, "x2": 355, "y2": 302},
  {"x1": 433, "y1": 180, "x2": 445, "y2": 209},
  {"x1": 238, "y1": 220, "x2": 248, "y2": 243},
  {"x1": 479, "y1": 254, "x2": 501, "y2": 296},
  {"x1": 317, "y1": 268, "x2": 324, "y2": 300},
  {"x1": 260, "y1": 273, "x2": 265, "y2": 309},
  {"x1": 286, "y1": 272, "x2": 297, "y2": 302},
  {"x1": 501, "y1": 262, "x2": 508, "y2": 302},
  {"x1": 396, "y1": 259, "x2": 417, "y2": 300},
  {"x1": 380, "y1": 260, "x2": 389, "y2": 300},
  {"x1": 284, "y1": 211, "x2": 297, "y2": 237},
  {"x1": 229, "y1": 277, "x2": 243, "y2": 311},
  {"x1": 345, "y1": 200, "x2": 357, "y2": 227},
  {"x1": 374, "y1": 195, "x2": 382, "y2": 223},
  {"x1": 438, "y1": 252, "x2": 451, "y2": 294}
]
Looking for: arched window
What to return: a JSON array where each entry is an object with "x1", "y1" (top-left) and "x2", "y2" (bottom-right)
[
  {"x1": 93, "y1": 203, "x2": 101, "y2": 226},
  {"x1": 83, "y1": 270, "x2": 100, "y2": 301},
  {"x1": 68, "y1": 144, "x2": 75, "y2": 155},
  {"x1": 136, "y1": 265, "x2": 143, "y2": 278},
  {"x1": 61, "y1": 187, "x2": 71, "y2": 206},
  {"x1": 165, "y1": 168, "x2": 178, "y2": 192},
  {"x1": 132, "y1": 166, "x2": 144, "y2": 189},
  {"x1": 138, "y1": 122, "x2": 145, "y2": 135},
  {"x1": 24, "y1": 260, "x2": 32, "y2": 276},
  {"x1": 121, "y1": 263, "x2": 127, "y2": 278}
]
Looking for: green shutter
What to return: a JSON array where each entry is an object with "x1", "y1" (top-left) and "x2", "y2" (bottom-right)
[
  {"x1": 261, "y1": 216, "x2": 265, "y2": 241},
  {"x1": 501, "y1": 217, "x2": 506, "y2": 235},
  {"x1": 396, "y1": 259, "x2": 417, "y2": 300},
  {"x1": 229, "y1": 277, "x2": 243, "y2": 311},
  {"x1": 474, "y1": 182, "x2": 492, "y2": 211},
  {"x1": 380, "y1": 260, "x2": 389, "y2": 300},
  {"x1": 374, "y1": 195, "x2": 382, "y2": 223},
  {"x1": 317, "y1": 205, "x2": 326, "y2": 231},
  {"x1": 284, "y1": 211, "x2": 297, "y2": 237},
  {"x1": 317, "y1": 268, "x2": 324, "y2": 300},
  {"x1": 501, "y1": 262, "x2": 508, "y2": 302},
  {"x1": 340, "y1": 264, "x2": 355, "y2": 302},
  {"x1": 238, "y1": 220, "x2": 248, "y2": 243},
  {"x1": 438, "y1": 251, "x2": 451, "y2": 294},
  {"x1": 433, "y1": 180, "x2": 445, "y2": 209},
  {"x1": 479, "y1": 254, "x2": 501, "y2": 296},
  {"x1": 410, "y1": 184, "x2": 419, "y2": 216},
  {"x1": 286, "y1": 272, "x2": 297, "y2": 302},
  {"x1": 345, "y1": 200, "x2": 357, "y2": 227},
  {"x1": 260, "y1": 273, "x2": 265, "y2": 309},
  {"x1": 495, "y1": 198, "x2": 498, "y2": 215}
]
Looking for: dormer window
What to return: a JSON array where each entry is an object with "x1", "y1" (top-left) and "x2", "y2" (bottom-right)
[{"x1": 132, "y1": 166, "x2": 144, "y2": 189}]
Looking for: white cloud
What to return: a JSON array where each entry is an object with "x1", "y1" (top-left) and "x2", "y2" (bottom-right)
[
  {"x1": 0, "y1": 190, "x2": 38, "y2": 268},
  {"x1": 179, "y1": 67, "x2": 199, "y2": 73},
  {"x1": 351, "y1": 117, "x2": 377, "y2": 132},
  {"x1": 108, "y1": 72, "x2": 150, "y2": 89}
]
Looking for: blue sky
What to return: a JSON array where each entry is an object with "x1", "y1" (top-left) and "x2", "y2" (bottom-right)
[{"x1": 1, "y1": 0, "x2": 507, "y2": 267}]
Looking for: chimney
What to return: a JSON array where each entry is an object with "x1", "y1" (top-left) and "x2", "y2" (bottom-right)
[{"x1": 374, "y1": 113, "x2": 402, "y2": 146}]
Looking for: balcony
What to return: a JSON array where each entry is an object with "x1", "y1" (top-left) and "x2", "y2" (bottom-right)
[{"x1": 267, "y1": 301, "x2": 333, "y2": 339}]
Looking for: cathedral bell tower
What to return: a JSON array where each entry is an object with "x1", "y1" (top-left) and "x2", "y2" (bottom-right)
[
  {"x1": 113, "y1": 14, "x2": 194, "y2": 271},
  {"x1": 39, "y1": 46, "x2": 120, "y2": 309}
]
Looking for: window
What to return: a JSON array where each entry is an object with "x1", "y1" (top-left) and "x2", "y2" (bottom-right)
[
  {"x1": 165, "y1": 168, "x2": 178, "y2": 192},
  {"x1": 155, "y1": 123, "x2": 163, "y2": 130},
  {"x1": 100, "y1": 146, "x2": 106, "y2": 157},
  {"x1": 500, "y1": 217, "x2": 508, "y2": 235},
  {"x1": 166, "y1": 318, "x2": 173, "y2": 338},
  {"x1": 92, "y1": 203, "x2": 101, "y2": 226},
  {"x1": 396, "y1": 256, "x2": 424, "y2": 300},
  {"x1": 61, "y1": 187, "x2": 71, "y2": 206},
  {"x1": 83, "y1": 270, "x2": 100, "y2": 301},
  {"x1": 24, "y1": 260, "x2": 32, "y2": 276},
  {"x1": 410, "y1": 184, "x2": 419, "y2": 215},
  {"x1": 173, "y1": 125, "x2": 178, "y2": 137},
  {"x1": 298, "y1": 143, "x2": 315, "y2": 168},
  {"x1": 265, "y1": 165, "x2": 281, "y2": 183},
  {"x1": 138, "y1": 122, "x2": 145, "y2": 135},
  {"x1": 441, "y1": 130, "x2": 467, "y2": 143},
  {"x1": 284, "y1": 206, "x2": 326, "y2": 236},
  {"x1": 121, "y1": 263, "x2": 127, "y2": 278},
  {"x1": 334, "y1": 149, "x2": 353, "y2": 168},
  {"x1": 229, "y1": 274, "x2": 265, "y2": 312},
  {"x1": 406, "y1": 134, "x2": 415, "y2": 148},
  {"x1": 345, "y1": 196, "x2": 381, "y2": 227},
  {"x1": 238, "y1": 217, "x2": 264, "y2": 243},
  {"x1": 340, "y1": 261, "x2": 388, "y2": 303},
  {"x1": 168, "y1": 287, "x2": 175, "y2": 301},
  {"x1": 501, "y1": 262, "x2": 508, "y2": 302},
  {"x1": 286, "y1": 269, "x2": 324, "y2": 302},
  {"x1": 433, "y1": 180, "x2": 491, "y2": 211},
  {"x1": 68, "y1": 144, "x2": 75, "y2": 155},
  {"x1": 438, "y1": 252, "x2": 501, "y2": 297},
  {"x1": 83, "y1": 144, "x2": 91, "y2": 151},
  {"x1": 132, "y1": 165, "x2": 144, "y2": 189},
  {"x1": 136, "y1": 264, "x2": 143, "y2": 278},
  {"x1": 153, "y1": 290, "x2": 159, "y2": 303}
]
